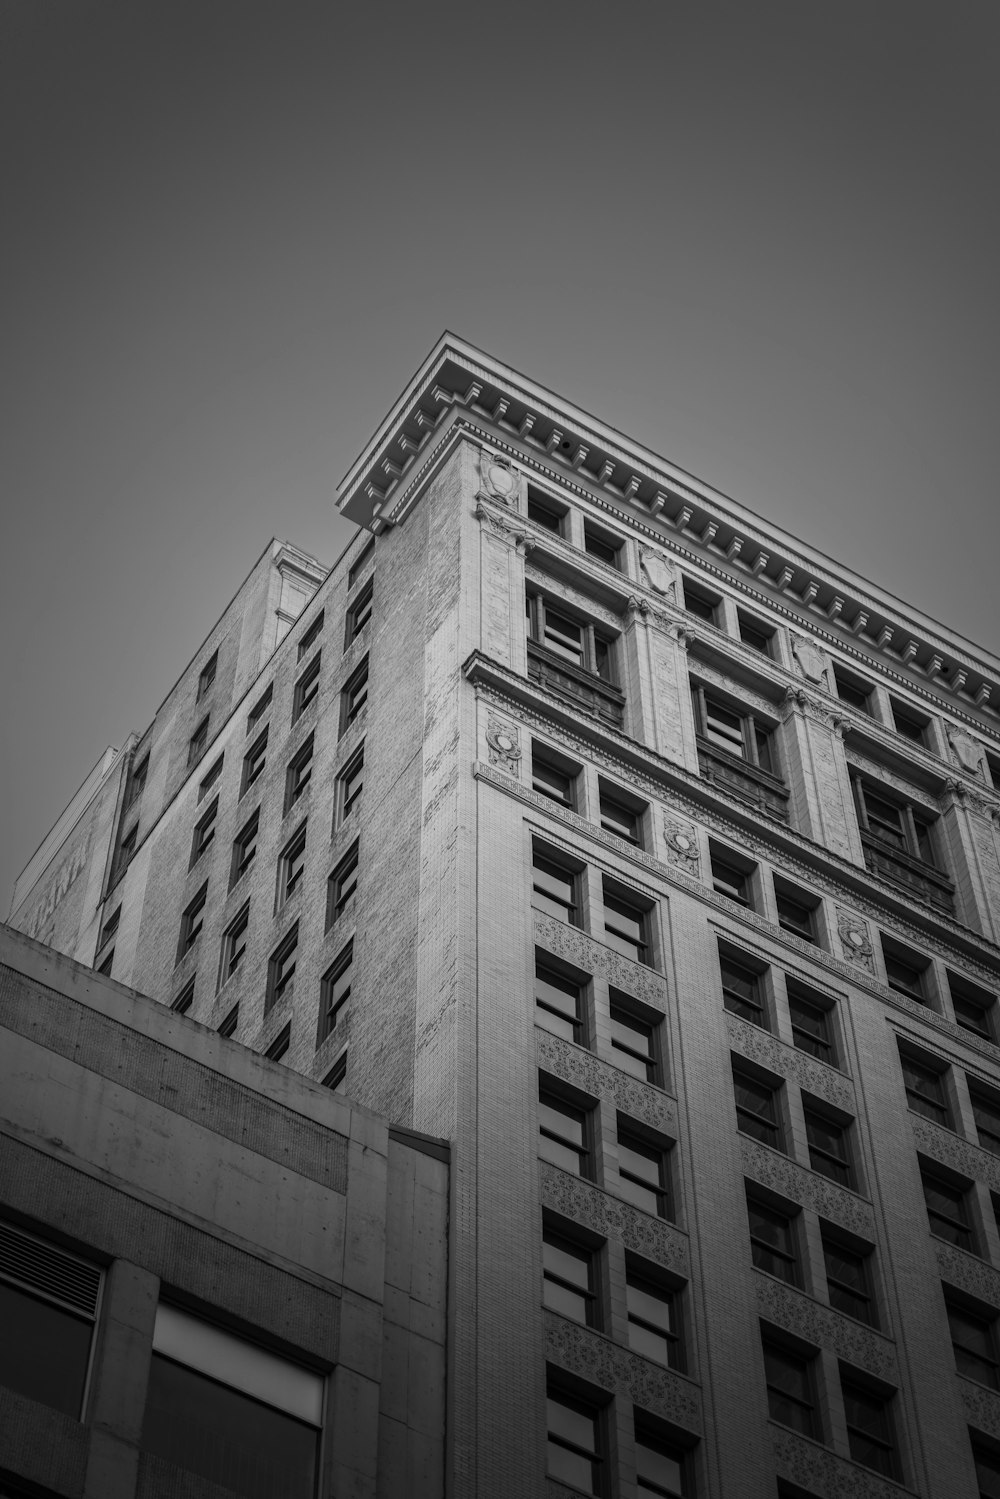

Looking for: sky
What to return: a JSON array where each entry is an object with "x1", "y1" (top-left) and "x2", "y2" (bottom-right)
[{"x1": 2, "y1": 0, "x2": 999, "y2": 909}]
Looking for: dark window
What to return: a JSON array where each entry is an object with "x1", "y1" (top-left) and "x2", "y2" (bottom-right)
[
  {"x1": 117, "y1": 824, "x2": 138, "y2": 873},
  {"x1": 97, "y1": 949, "x2": 115, "y2": 977},
  {"x1": 682, "y1": 578, "x2": 720, "y2": 624},
  {"x1": 626, "y1": 1263, "x2": 681, "y2": 1370},
  {"x1": 326, "y1": 844, "x2": 359, "y2": 928},
  {"x1": 188, "y1": 717, "x2": 209, "y2": 767},
  {"x1": 539, "y1": 1084, "x2": 592, "y2": 1178},
  {"x1": 198, "y1": 755, "x2": 224, "y2": 802},
  {"x1": 841, "y1": 1374, "x2": 899, "y2": 1479},
  {"x1": 532, "y1": 845, "x2": 581, "y2": 926},
  {"x1": 720, "y1": 951, "x2": 767, "y2": 1029},
  {"x1": 177, "y1": 885, "x2": 208, "y2": 960},
  {"x1": 834, "y1": 668, "x2": 872, "y2": 714},
  {"x1": 899, "y1": 1049, "x2": 950, "y2": 1126},
  {"x1": 763, "y1": 1338, "x2": 818, "y2": 1437},
  {"x1": 739, "y1": 614, "x2": 774, "y2": 655},
  {"x1": 711, "y1": 845, "x2": 754, "y2": 907},
  {"x1": 546, "y1": 1383, "x2": 603, "y2": 1496},
  {"x1": 634, "y1": 1418, "x2": 690, "y2": 1498},
  {"x1": 584, "y1": 524, "x2": 621, "y2": 568},
  {"x1": 265, "y1": 1024, "x2": 291, "y2": 1062},
  {"x1": 822, "y1": 1229, "x2": 877, "y2": 1326},
  {"x1": 804, "y1": 1103, "x2": 854, "y2": 1188},
  {"x1": 126, "y1": 754, "x2": 148, "y2": 808},
  {"x1": 99, "y1": 906, "x2": 121, "y2": 949},
  {"x1": 921, "y1": 1167, "x2": 974, "y2": 1250},
  {"x1": 172, "y1": 978, "x2": 195, "y2": 1014},
  {"x1": 691, "y1": 685, "x2": 776, "y2": 775},
  {"x1": 266, "y1": 925, "x2": 298, "y2": 1013},
  {"x1": 191, "y1": 798, "x2": 219, "y2": 867},
  {"x1": 297, "y1": 610, "x2": 324, "y2": 661},
  {"x1": 950, "y1": 972, "x2": 997, "y2": 1043},
  {"x1": 341, "y1": 658, "x2": 369, "y2": 733},
  {"x1": 882, "y1": 936, "x2": 931, "y2": 1003},
  {"x1": 348, "y1": 537, "x2": 375, "y2": 589},
  {"x1": 855, "y1": 780, "x2": 938, "y2": 867},
  {"x1": 285, "y1": 735, "x2": 314, "y2": 812},
  {"x1": 774, "y1": 878, "x2": 819, "y2": 943},
  {"x1": 345, "y1": 579, "x2": 373, "y2": 646},
  {"x1": 531, "y1": 743, "x2": 578, "y2": 808},
  {"x1": 220, "y1": 905, "x2": 249, "y2": 985},
  {"x1": 610, "y1": 994, "x2": 660, "y2": 1085},
  {"x1": 526, "y1": 594, "x2": 614, "y2": 681},
  {"x1": 733, "y1": 1066, "x2": 782, "y2": 1149},
  {"x1": 0, "y1": 1218, "x2": 101, "y2": 1419},
  {"x1": 242, "y1": 728, "x2": 268, "y2": 796},
  {"x1": 230, "y1": 809, "x2": 260, "y2": 889},
  {"x1": 319, "y1": 943, "x2": 353, "y2": 1043},
  {"x1": 599, "y1": 780, "x2": 643, "y2": 845},
  {"x1": 891, "y1": 700, "x2": 928, "y2": 744},
  {"x1": 947, "y1": 1298, "x2": 999, "y2": 1388},
  {"x1": 197, "y1": 652, "x2": 218, "y2": 700},
  {"x1": 972, "y1": 1438, "x2": 1000, "y2": 1499},
  {"x1": 291, "y1": 654, "x2": 321, "y2": 722},
  {"x1": 278, "y1": 824, "x2": 308, "y2": 907},
  {"x1": 747, "y1": 1193, "x2": 799, "y2": 1285},
  {"x1": 787, "y1": 983, "x2": 836, "y2": 1065},
  {"x1": 247, "y1": 685, "x2": 272, "y2": 734},
  {"x1": 603, "y1": 879, "x2": 651, "y2": 966},
  {"x1": 218, "y1": 1003, "x2": 239, "y2": 1038},
  {"x1": 971, "y1": 1086, "x2": 1000, "y2": 1157},
  {"x1": 535, "y1": 957, "x2": 585, "y2": 1045},
  {"x1": 527, "y1": 488, "x2": 566, "y2": 533},
  {"x1": 323, "y1": 1053, "x2": 347, "y2": 1091},
  {"x1": 339, "y1": 744, "x2": 364, "y2": 823},
  {"x1": 617, "y1": 1121, "x2": 671, "y2": 1219},
  {"x1": 542, "y1": 1227, "x2": 598, "y2": 1327}
]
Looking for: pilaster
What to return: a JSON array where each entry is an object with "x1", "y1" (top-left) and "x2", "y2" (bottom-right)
[{"x1": 779, "y1": 690, "x2": 862, "y2": 864}]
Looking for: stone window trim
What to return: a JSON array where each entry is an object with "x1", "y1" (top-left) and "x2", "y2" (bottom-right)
[
  {"x1": 531, "y1": 739, "x2": 582, "y2": 811},
  {"x1": 897, "y1": 1041, "x2": 953, "y2": 1129}
]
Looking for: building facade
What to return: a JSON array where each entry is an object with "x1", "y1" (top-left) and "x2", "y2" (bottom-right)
[{"x1": 9, "y1": 334, "x2": 1000, "y2": 1498}]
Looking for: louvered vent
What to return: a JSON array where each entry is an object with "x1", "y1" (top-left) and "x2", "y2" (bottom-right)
[{"x1": 0, "y1": 1220, "x2": 101, "y2": 1318}]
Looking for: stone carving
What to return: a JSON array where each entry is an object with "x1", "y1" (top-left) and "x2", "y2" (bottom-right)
[
  {"x1": 639, "y1": 547, "x2": 677, "y2": 598},
  {"x1": 725, "y1": 1013, "x2": 855, "y2": 1113},
  {"x1": 934, "y1": 1239, "x2": 1000, "y2": 1309},
  {"x1": 771, "y1": 1425, "x2": 912, "y2": 1499},
  {"x1": 539, "y1": 1161, "x2": 690, "y2": 1274},
  {"x1": 533, "y1": 909, "x2": 668, "y2": 1010},
  {"x1": 959, "y1": 1377, "x2": 1000, "y2": 1438},
  {"x1": 478, "y1": 450, "x2": 521, "y2": 507},
  {"x1": 754, "y1": 1274, "x2": 897, "y2": 1380},
  {"x1": 662, "y1": 819, "x2": 701, "y2": 876},
  {"x1": 475, "y1": 498, "x2": 530, "y2": 548},
  {"x1": 911, "y1": 1113, "x2": 1000, "y2": 1194},
  {"x1": 948, "y1": 727, "x2": 985, "y2": 777},
  {"x1": 791, "y1": 635, "x2": 830, "y2": 688},
  {"x1": 544, "y1": 1311, "x2": 702, "y2": 1432},
  {"x1": 739, "y1": 1136, "x2": 877, "y2": 1239},
  {"x1": 486, "y1": 715, "x2": 522, "y2": 777},
  {"x1": 837, "y1": 910, "x2": 876, "y2": 974},
  {"x1": 536, "y1": 1029, "x2": 677, "y2": 1134}
]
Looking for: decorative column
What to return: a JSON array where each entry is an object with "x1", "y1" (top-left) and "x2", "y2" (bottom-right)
[
  {"x1": 645, "y1": 618, "x2": 701, "y2": 773},
  {"x1": 939, "y1": 780, "x2": 1000, "y2": 944},
  {"x1": 779, "y1": 689, "x2": 862, "y2": 862},
  {"x1": 474, "y1": 497, "x2": 532, "y2": 675}
]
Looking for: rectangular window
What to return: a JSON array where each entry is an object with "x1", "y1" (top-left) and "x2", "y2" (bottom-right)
[
  {"x1": 265, "y1": 1024, "x2": 291, "y2": 1063},
  {"x1": 841, "y1": 1373, "x2": 899, "y2": 1479},
  {"x1": 126, "y1": 753, "x2": 149, "y2": 809},
  {"x1": 0, "y1": 1217, "x2": 101, "y2": 1420},
  {"x1": 834, "y1": 668, "x2": 872, "y2": 714},
  {"x1": 218, "y1": 1003, "x2": 239, "y2": 1038},
  {"x1": 804, "y1": 1102, "x2": 854, "y2": 1188},
  {"x1": 682, "y1": 578, "x2": 720, "y2": 624},
  {"x1": 626, "y1": 1264, "x2": 681, "y2": 1370},
  {"x1": 739, "y1": 614, "x2": 774, "y2": 655},
  {"x1": 297, "y1": 610, "x2": 324, "y2": 660},
  {"x1": 602, "y1": 878, "x2": 651, "y2": 965},
  {"x1": 617, "y1": 1121, "x2": 670, "y2": 1219},
  {"x1": 971, "y1": 1086, "x2": 1000, "y2": 1157},
  {"x1": 230, "y1": 809, "x2": 259, "y2": 889},
  {"x1": 247, "y1": 684, "x2": 272, "y2": 734},
  {"x1": 891, "y1": 700, "x2": 928, "y2": 744},
  {"x1": 635, "y1": 1419, "x2": 689, "y2": 1499},
  {"x1": 526, "y1": 593, "x2": 614, "y2": 681},
  {"x1": 921, "y1": 1166, "x2": 974, "y2": 1250},
  {"x1": 747, "y1": 1193, "x2": 800, "y2": 1285},
  {"x1": 291, "y1": 653, "x2": 321, "y2": 722},
  {"x1": 584, "y1": 524, "x2": 621, "y2": 568},
  {"x1": 787, "y1": 983, "x2": 837, "y2": 1065},
  {"x1": 774, "y1": 878, "x2": 819, "y2": 943},
  {"x1": 691, "y1": 685, "x2": 776, "y2": 775},
  {"x1": 219, "y1": 904, "x2": 250, "y2": 986},
  {"x1": 899, "y1": 1048, "x2": 950, "y2": 1126},
  {"x1": 142, "y1": 1303, "x2": 322, "y2": 1498},
  {"x1": 720, "y1": 950, "x2": 767, "y2": 1029},
  {"x1": 822, "y1": 1229, "x2": 877, "y2": 1326},
  {"x1": 198, "y1": 755, "x2": 224, "y2": 802},
  {"x1": 197, "y1": 652, "x2": 218, "y2": 700},
  {"x1": 972, "y1": 1440, "x2": 1000, "y2": 1499},
  {"x1": 322, "y1": 1052, "x2": 347, "y2": 1091},
  {"x1": 348, "y1": 537, "x2": 374, "y2": 589},
  {"x1": 538, "y1": 1083, "x2": 592, "y2": 1178},
  {"x1": 532, "y1": 844, "x2": 581, "y2": 926},
  {"x1": 242, "y1": 728, "x2": 268, "y2": 796},
  {"x1": 528, "y1": 489, "x2": 566, "y2": 534},
  {"x1": 97, "y1": 949, "x2": 115, "y2": 976},
  {"x1": 190, "y1": 798, "x2": 219, "y2": 867},
  {"x1": 546, "y1": 1383, "x2": 603, "y2": 1496},
  {"x1": 531, "y1": 743, "x2": 578, "y2": 808},
  {"x1": 99, "y1": 906, "x2": 121, "y2": 949},
  {"x1": 338, "y1": 744, "x2": 365, "y2": 824},
  {"x1": 610, "y1": 994, "x2": 660, "y2": 1085},
  {"x1": 341, "y1": 657, "x2": 369, "y2": 733},
  {"x1": 535, "y1": 957, "x2": 585, "y2": 1045},
  {"x1": 947, "y1": 1298, "x2": 999, "y2": 1388},
  {"x1": 882, "y1": 936, "x2": 931, "y2": 1003},
  {"x1": 177, "y1": 884, "x2": 208, "y2": 961},
  {"x1": 278, "y1": 823, "x2": 308, "y2": 907},
  {"x1": 950, "y1": 972, "x2": 997, "y2": 1043},
  {"x1": 188, "y1": 717, "x2": 210, "y2": 767},
  {"x1": 345, "y1": 578, "x2": 373, "y2": 646},
  {"x1": 733, "y1": 1066, "x2": 782, "y2": 1149},
  {"x1": 266, "y1": 925, "x2": 298, "y2": 1013},
  {"x1": 710, "y1": 844, "x2": 755, "y2": 907},
  {"x1": 763, "y1": 1337, "x2": 818, "y2": 1437},
  {"x1": 326, "y1": 843, "x2": 359, "y2": 928},
  {"x1": 117, "y1": 824, "x2": 138, "y2": 874},
  {"x1": 598, "y1": 780, "x2": 644, "y2": 845},
  {"x1": 542, "y1": 1227, "x2": 598, "y2": 1327},
  {"x1": 172, "y1": 977, "x2": 195, "y2": 1014},
  {"x1": 319, "y1": 942, "x2": 353, "y2": 1043},
  {"x1": 285, "y1": 735, "x2": 314, "y2": 812},
  {"x1": 855, "y1": 780, "x2": 939, "y2": 867}
]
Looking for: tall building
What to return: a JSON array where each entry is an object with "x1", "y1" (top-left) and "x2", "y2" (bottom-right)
[{"x1": 8, "y1": 333, "x2": 1000, "y2": 1499}]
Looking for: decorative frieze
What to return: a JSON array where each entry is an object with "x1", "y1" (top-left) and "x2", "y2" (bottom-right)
[
  {"x1": 754, "y1": 1274, "x2": 897, "y2": 1380},
  {"x1": 536, "y1": 1029, "x2": 677, "y2": 1135},
  {"x1": 740, "y1": 1136, "x2": 876, "y2": 1239},
  {"x1": 486, "y1": 715, "x2": 522, "y2": 777},
  {"x1": 539, "y1": 1161, "x2": 689, "y2": 1274},
  {"x1": 544, "y1": 1311, "x2": 702, "y2": 1432},
  {"x1": 911, "y1": 1114, "x2": 1000, "y2": 1193},
  {"x1": 933, "y1": 1239, "x2": 1000, "y2": 1309},
  {"x1": 532, "y1": 910, "x2": 668, "y2": 1010},
  {"x1": 725, "y1": 1013, "x2": 855, "y2": 1113},
  {"x1": 959, "y1": 1377, "x2": 1000, "y2": 1439},
  {"x1": 771, "y1": 1425, "x2": 918, "y2": 1499}
]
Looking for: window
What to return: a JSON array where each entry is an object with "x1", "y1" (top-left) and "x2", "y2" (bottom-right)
[
  {"x1": 532, "y1": 844, "x2": 581, "y2": 926},
  {"x1": 921, "y1": 1166, "x2": 974, "y2": 1250},
  {"x1": 191, "y1": 798, "x2": 219, "y2": 867},
  {"x1": 531, "y1": 743, "x2": 578, "y2": 808},
  {"x1": 97, "y1": 949, "x2": 115, "y2": 977},
  {"x1": 326, "y1": 844, "x2": 359, "y2": 928},
  {"x1": 610, "y1": 993, "x2": 661, "y2": 1084},
  {"x1": 265, "y1": 1024, "x2": 291, "y2": 1063},
  {"x1": 322, "y1": 1052, "x2": 347, "y2": 1091},
  {"x1": 972, "y1": 1438, "x2": 1000, "y2": 1499},
  {"x1": 854, "y1": 779, "x2": 938, "y2": 866},
  {"x1": 0, "y1": 1217, "x2": 101, "y2": 1419},
  {"x1": 584, "y1": 523, "x2": 621, "y2": 568},
  {"x1": 538, "y1": 1082, "x2": 592, "y2": 1177},
  {"x1": 971, "y1": 1086, "x2": 1000, "y2": 1157},
  {"x1": 188, "y1": 716, "x2": 209, "y2": 767},
  {"x1": 177, "y1": 884, "x2": 208, "y2": 961},
  {"x1": 230, "y1": 809, "x2": 259, "y2": 889},
  {"x1": 691, "y1": 685, "x2": 777, "y2": 775},
  {"x1": 172, "y1": 977, "x2": 195, "y2": 1014},
  {"x1": 345, "y1": 578, "x2": 373, "y2": 646},
  {"x1": 602, "y1": 878, "x2": 651, "y2": 965},
  {"x1": 682, "y1": 578, "x2": 720, "y2": 624},
  {"x1": 338, "y1": 744, "x2": 364, "y2": 823},
  {"x1": 319, "y1": 943, "x2": 352, "y2": 1043},
  {"x1": 198, "y1": 755, "x2": 224, "y2": 802},
  {"x1": 803, "y1": 1101, "x2": 854, "y2": 1188},
  {"x1": 841, "y1": 1372, "x2": 899, "y2": 1478},
  {"x1": 526, "y1": 593, "x2": 614, "y2": 681},
  {"x1": 747, "y1": 1192, "x2": 800, "y2": 1284},
  {"x1": 142, "y1": 1303, "x2": 322, "y2": 1499},
  {"x1": 117, "y1": 824, "x2": 138, "y2": 873},
  {"x1": 950, "y1": 972, "x2": 998, "y2": 1043},
  {"x1": 99, "y1": 906, "x2": 121, "y2": 949},
  {"x1": 787, "y1": 982, "x2": 837, "y2": 1065},
  {"x1": 126, "y1": 753, "x2": 148, "y2": 808},
  {"x1": 762, "y1": 1336, "x2": 819, "y2": 1437},
  {"x1": 197, "y1": 652, "x2": 218, "y2": 700},
  {"x1": 947, "y1": 1297, "x2": 999, "y2": 1388},
  {"x1": 542, "y1": 1225, "x2": 598, "y2": 1326},
  {"x1": 247, "y1": 685, "x2": 272, "y2": 734},
  {"x1": 881, "y1": 936, "x2": 931, "y2": 1003},
  {"x1": 598, "y1": 779, "x2": 644, "y2": 845},
  {"x1": 891, "y1": 699, "x2": 928, "y2": 744},
  {"x1": 711, "y1": 844, "x2": 756, "y2": 907},
  {"x1": 340, "y1": 657, "x2": 369, "y2": 733},
  {"x1": 297, "y1": 610, "x2": 324, "y2": 661},
  {"x1": 774, "y1": 878, "x2": 819, "y2": 943},
  {"x1": 626, "y1": 1262, "x2": 681, "y2": 1369},
  {"x1": 546, "y1": 1383, "x2": 603, "y2": 1496},
  {"x1": 634, "y1": 1418, "x2": 689, "y2": 1498},
  {"x1": 720, "y1": 949, "x2": 767, "y2": 1029},
  {"x1": 822, "y1": 1229, "x2": 877, "y2": 1326},
  {"x1": 617, "y1": 1121, "x2": 671, "y2": 1218},
  {"x1": 535, "y1": 956, "x2": 585, "y2": 1045},
  {"x1": 348, "y1": 537, "x2": 375, "y2": 589},
  {"x1": 291, "y1": 654, "x2": 321, "y2": 722},
  {"x1": 278, "y1": 823, "x2": 308, "y2": 906},
  {"x1": 266, "y1": 925, "x2": 298, "y2": 1013},
  {"x1": 834, "y1": 668, "x2": 872, "y2": 714},
  {"x1": 242, "y1": 728, "x2": 268, "y2": 796},
  {"x1": 218, "y1": 1003, "x2": 239, "y2": 1038},
  {"x1": 219, "y1": 905, "x2": 250, "y2": 986},
  {"x1": 285, "y1": 735, "x2": 314, "y2": 812},
  {"x1": 733, "y1": 1066, "x2": 783, "y2": 1149},
  {"x1": 739, "y1": 614, "x2": 774, "y2": 655},
  {"x1": 527, "y1": 488, "x2": 566, "y2": 534},
  {"x1": 899, "y1": 1048, "x2": 951, "y2": 1126}
]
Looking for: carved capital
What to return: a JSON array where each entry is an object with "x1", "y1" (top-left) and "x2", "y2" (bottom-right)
[
  {"x1": 625, "y1": 594, "x2": 650, "y2": 624},
  {"x1": 670, "y1": 624, "x2": 696, "y2": 650},
  {"x1": 474, "y1": 498, "x2": 529, "y2": 547}
]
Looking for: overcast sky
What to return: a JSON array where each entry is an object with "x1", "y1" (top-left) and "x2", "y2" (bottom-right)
[{"x1": 3, "y1": 0, "x2": 998, "y2": 909}]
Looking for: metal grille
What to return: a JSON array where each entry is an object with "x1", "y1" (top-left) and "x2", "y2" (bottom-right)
[{"x1": 0, "y1": 1220, "x2": 101, "y2": 1318}]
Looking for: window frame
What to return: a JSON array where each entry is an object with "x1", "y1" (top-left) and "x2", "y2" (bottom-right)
[
  {"x1": 949, "y1": 970, "x2": 998, "y2": 1044},
  {"x1": 542, "y1": 1223, "x2": 599, "y2": 1328},
  {"x1": 172, "y1": 977, "x2": 195, "y2": 1014},
  {"x1": 345, "y1": 578, "x2": 374, "y2": 647},
  {"x1": 265, "y1": 924, "x2": 298, "y2": 1014},
  {"x1": 291, "y1": 652, "x2": 321, "y2": 723},
  {"x1": 284, "y1": 734, "x2": 315, "y2": 813},
  {"x1": 840, "y1": 1371, "x2": 900, "y2": 1480},
  {"x1": 525, "y1": 591, "x2": 615, "y2": 683},
  {"x1": 881, "y1": 934, "x2": 932, "y2": 1004},
  {"x1": 681, "y1": 577, "x2": 721, "y2": 625},
  {"x1": 197, "y1": 652, "x2": 218, "y2": 700},
  {"x1": 833, "y1": 667, "x2": 873, "y2": 715},
  {"x1": 218, "y1": 1002, "x2": 239, "y2": 1038},
  {"x1": 609, "y1": 990, "x2": 662, "y2": 1086},
  {"x1": 198, "y1": 754, "x2": 224, "y2": 802},
  {"x1": 246, "y1": 684, "x2": 272, "y2": 735},
  {"x1": 188, "y1": 716, "x2": 210, "y2": 768},
  {"x1": 773, "y1": 876, "x2": 820, "y2": 944},
  {"x1": 625, "y1": 1259, "x2": 682, "y2": 1370},
  {"x1": 538, "y1": 1080, "x2": 594, "y2": 1179},
  {"x1": 762, "y1": 1335, "x2": 820, "y2": 1439},
  {"x1": 190, "y1": 797, "x2": 219, "y2": 868},
  {"x1": 786, "y1": 981, "x2": 838, "y2": 1066},
  {"x1": 803, "y1": 1099, "x2": 855, "y2": 1188},
  {"x1": 890, "y1": 699, "x2": 929, "y2": 744},
  {"x1": 821, "y1": 1226, "x2": 878, "y2": 1327},
  {"x1": 946, "y1": 1295, "x2": 999, "y2": 1389},
  {"x1": 602, "y1": 876, "x2": 653, "y2": 966},
  {"x1": 322, "y1": 1051, "x2": 348, "y2": 1090},
  {"x1": 854, "y1": 777, "x2": 940, "y2": 868},
  {"x1": 583, "y1": 522, "x2": 622, "y2": 569},
  {"x1": 710, "y1": 843, "x2": 756, "y2": 908},
  {"x1": 337, "y1": 743, "x2": 365, "y2": 825},
  {"x1": 535, "y1": 954, "x2": 587, "y2": 1046},
  {"x1": 747, "y1": 1191, "x2": 801, "y2": 1286},
  {"x1": 125, "y1": 753, "x2": 149, "y2": 809},
  {"x1": 277, "y1": 822, "x2": 308, "y2": 908},
  {"x1": 532, "y1": 842, "x2": 583, "y2": 927},
  {"x1": 347, "y1": 537, "x2": 375, "y2": 589},
  {"x1": 616, "y1": 1119, "x2": 671, "y2": 1220},
  {"x1": 527, "y1": 487, "x2": 567, "y2": 535},
  {"x1": 733, "y1": 1064, "x2": 784, "y2": 1150},
  {"x1": 318, "y1": 941, "x2": 353, "y2": 1044},
  {"x1": 898, "y1": 1046, "x2": 951, "y2": 1127},
  {"x1": 970, "y1": 1083, "x2": 1000, "y2": 1157},
  {"x1": 720, "y1": 948, "x2": 768, "y2": 1030},
  {"x1": 598, "y1": 778, "x2": 645, "y2": 847},
  {"x1": 177, "y1": 883, "x2": 208, "y2": 963},
  {"x1": 219, "y1": 903, "x2": 250, "y2": 987},
  {"x1": 531, "y1": 741, "x2": 580, "y2": 809},
  {"x1": 340, "y1": 657, "x2": 369, "y2": 735},
  {"x1": 326, "y1": 842, "x2": 359, "y2": 929},
  {"x1": 739, "y1": 612, "x2": 775, "y2": 656},
  {"x1": 241, "y1": 726, "x2": 268, "y2": 797},
  {"x1": 920, "y1": 1164, "x2": 975, "y2": 1251},
  {"x1": 545, "y1": 1380, "x2": 605, "y2": 1496},
  {"x1": 230, "y1": 808, "x2": 260, "y2": 890},
  {"x1": 691, "y1": 683, "x2": 778, "y2": 776},
  {"x1": 297, "y1": 609, "x2": 324, "y2": 661}
]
